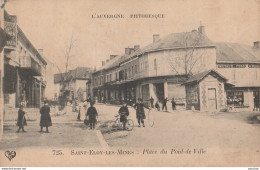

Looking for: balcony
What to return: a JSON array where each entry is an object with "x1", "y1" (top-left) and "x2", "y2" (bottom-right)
[{"x1": 20, "y1": 55, "x2": 42, "y2": 76}]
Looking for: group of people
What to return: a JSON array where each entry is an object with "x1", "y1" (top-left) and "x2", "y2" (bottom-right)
[
  {"x1": 150, "y1": 96, "x2": 176, "y2": 111},
  {"x1": 85, "y1": 98, "x2": 152, "y2": 130},
  {"x1": 16, "y1": 101, "x2": 52, "y2": 133},
  {"x1": 16, "y1": 96, "x2": 178, "y2": 132}
]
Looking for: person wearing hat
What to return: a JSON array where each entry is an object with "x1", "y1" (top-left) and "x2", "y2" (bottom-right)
[
  {"x1": 40, "y1": 101, "x2": 52, "y2": 133},
  {"x1": 16, "y1": 105, "x2": 27, "y2": 133},
  {"x1": 118, "y1": 101, "x2": 129, "y2": 130},
  {"x1": 133, "y1": 98, "x2": 150, "y2": 127},
  {"x1": 86, "y1": 101, "x2": 98, "y2": 129},
  {"x1": 171, "y1": 98, "x2": 176, "y2": 110}
]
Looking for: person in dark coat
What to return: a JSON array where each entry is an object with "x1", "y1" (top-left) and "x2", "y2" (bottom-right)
[
  {"x1": 155, "y1": 101, "x2": 160, "y2": 111},
  {"x1": 16, "y1": 105, "x2": 27, "y2": 133},
  {"x1": 150, "y1": 96, "x2": 154, "y2": 108},
  {"x1": 86, "y1": 102, "x2": 98, "y2": 129},
  {"x1": 171, "y1": 98, "x2": 176, "y2": 110},
  {"x1": 118, "y1": 102, "x2": 129, "y2": 130},
  {"x1": 133, "y1": 98, "x2": 150, "y2": 127},
  {"x1": 40, "y1": 101, "x2": 52, "y2": 133},
  {"x1": 162, "y1": 97, "x2": 168, "y2": 111}
]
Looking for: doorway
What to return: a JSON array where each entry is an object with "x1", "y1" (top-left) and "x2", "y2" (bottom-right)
[
  {"x1": 208, "y1": 88, "x2": 217, "y2": 111},
  {"x1": 253, "y1": 91, "x2": 259, "y2": 108}
]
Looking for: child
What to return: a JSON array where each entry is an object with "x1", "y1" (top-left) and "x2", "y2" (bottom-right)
[
  {"x1": 118, "y1": 102, "x2": 129, "y2": 130},
  {"x1": 16, "y1": 105, "x2": 27, "y2": 133}
]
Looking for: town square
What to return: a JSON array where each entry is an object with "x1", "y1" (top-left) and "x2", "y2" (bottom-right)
[{"x1": 0, "y1": 0, "x2": 259, "y2": 167}]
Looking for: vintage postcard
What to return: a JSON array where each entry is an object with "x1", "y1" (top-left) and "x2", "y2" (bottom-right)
[{"x1": 0, "y1": 0, "x2": 259, "y2": 167}]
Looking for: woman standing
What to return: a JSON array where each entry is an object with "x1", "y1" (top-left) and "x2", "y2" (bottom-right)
[
  {"x1": 40, "y1": 101, "x2": 52, "y2": 133},
  {"x1": 86, "y1": 102, "x2": 98, "y2": 129},
  {"x1": 16, "y1": 105, "x2": 27, "y2": 133}
]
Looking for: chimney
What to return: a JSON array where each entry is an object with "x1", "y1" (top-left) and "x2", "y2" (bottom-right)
[
  {"x1": 130, "y1": 48, "x2": 134, "y2": 54},
  {"x1": 253, "y1": 41, "x2": 259, "y2": 49},
  {"x1": 125, "y1": 47, "x2": 131, "y2": 55},
  {"x1": 153, "y1": 34, "x2": 160, "y2": 43},
  {"x1": 94, "y1": 66, "x2": 96, "y2": 71},
  {"x1": 106, "y1": 59, "x2": 110, "y2": 63},
  {"x1": 134, "y1": 45, "x2": 140, "y2": 51},
  {"x1": 110, "y1": 55, "x2": 117, "y2": 60},
  {"x1": 198, "y1": 25, "x2": 205, "y2": 34},
  {"x1": 38, "y1": 49, "x2": 43, "y2": 56},
  {"x1": 102, "y1": 61, "x2": 105, "y2": 66}
]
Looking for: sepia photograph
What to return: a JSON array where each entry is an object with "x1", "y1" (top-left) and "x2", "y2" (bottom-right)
[{"x1": 0, "y1": 0, "x2": 259, "y2": 167}]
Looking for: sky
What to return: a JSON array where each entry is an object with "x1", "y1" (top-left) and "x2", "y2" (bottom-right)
[{"x1": 4, "y1": 0, "x2": 260, "y2": 73}]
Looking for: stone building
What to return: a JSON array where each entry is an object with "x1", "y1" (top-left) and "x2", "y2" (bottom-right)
[
  {"x1": 54, "y1": 67, "x2": 92, "y2": 102},
  {"x1": 1, "y1": 10, "x2": 47, "y2": 108},
  {"x1": 92, "y1": 26, "x2": 217, "y2": 108}
]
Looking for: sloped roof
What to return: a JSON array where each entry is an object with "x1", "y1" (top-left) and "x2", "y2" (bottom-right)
[
  {"x1": 94, "y1": 55, "x2": 126, "y2": 73},
  {"x1": 64, "y1": 67, "x2": 92, "y2": 80},
  {"x1": 95, "y1": 30, "x2": 214, "y2": 72},
  {"x1": 216, "y1": 42, "x2": 260, "y2": 63},
  {"x1": 183, "y1": 69, "x2": 227, "y2": 85},
  {"x1": 54, "y1": 73, "x2": 65, "y2": 84},
  {"x1": 54, "y1": 67, "x2": 92, "y2": 83},
  {"x1": 121, "y1": 31, "x2": 215, "y2": 64}
]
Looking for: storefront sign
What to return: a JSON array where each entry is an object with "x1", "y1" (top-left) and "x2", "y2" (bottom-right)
[
  {"x1": 248, "y1": 64, "x2": 260, "y2": 68},
  {"x1": 4, "y1": 21, "x2": 17, "y2": 46},
  {"x1": 217, "y1": 64, "x2": 246, "y2": 68}
]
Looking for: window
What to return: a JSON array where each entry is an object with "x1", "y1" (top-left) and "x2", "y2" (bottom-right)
[
  {"x1": 125, "y1": 69, "x2": 127, "y2": 79},
  {"x1": 135, "y1": 65, "x2": 137, "y2": 73},
  {"x1": 227, "y1": 91, "x2": 244, "y2": 107},
  {"x1": 141, "y1": 63, "x2": 143, "y2": 72},
  {"x1": 110, "y1": 74, "x2": 112, "y2": 82},
  {"x1": 107, "y1": 75, "x2": 109, "y2": 82},
  {"x1": 128, "y1": 68, "x2": 131, "y2": 78},
  {"x1": 116, "y1": 72, "x2": 118, "y2": 81},
  {"x1": 132, "y1": 66, "x2": 134, "y2": 77},
  {"x1": 232, "y1": 70, "x2": 235, "y2": 80},
  {"x1": 154, "y1": 59, "x2": 157, "y2": 70}
]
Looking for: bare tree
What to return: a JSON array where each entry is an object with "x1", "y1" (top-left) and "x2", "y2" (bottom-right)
[
  {"x1": 64, "y1": 34, "x2": 77, "y2": 73},
  {"x1": 167, "y1": 31, "x2": 206, "y2": 79}
]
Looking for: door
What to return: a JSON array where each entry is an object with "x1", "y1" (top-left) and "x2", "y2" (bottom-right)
[
  {"x1": 253, "y1": 91, "x2": 259, "y2": 108},
  {"x1": 208, "y1": 88, "x2": 217, "y2": 111}
]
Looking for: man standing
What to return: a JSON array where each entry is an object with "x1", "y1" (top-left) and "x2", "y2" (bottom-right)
[
  {"x1": 40, "y1": 101, "x2": 52, "y2": 133},
  {"x1": 133, "y1": 98, "x2": 150, "y2": 127},
  {"x1": 171, "y1": 98, "x2": 176, "y2": 110},
  {"x1": 16, "y1": 105, "x2": 27, "y2": 133},
  {"x1": 162, "y1": 97, "x2": 168, "y2": 111},
  {"x1": 150, "y1": 96, "x2": 154, "y2": 108}
]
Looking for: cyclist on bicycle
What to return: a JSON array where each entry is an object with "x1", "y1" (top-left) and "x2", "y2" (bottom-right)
[{"x1": 118, "y1": 102, "x2": 129, "y2": 130}]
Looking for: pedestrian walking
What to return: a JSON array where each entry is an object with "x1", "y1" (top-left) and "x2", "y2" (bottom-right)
[
  {"x1": 162, "y1": 97, "x2": 168, "y2": 111},
  {"x1": 40, "y1": 101, "x2": 52, "y2": 133},
  {"x1": 16, "y1": 105, "x2": 27, "y2": 133},
  {"x1": 133, "y1": 98, "x2": 150, "y2": 127},
  {"x1": 86, "y1": 102, "x2": 98, "y2": 129},
  {"x1": 171, "y1": 98, "x2": 176, "y2": 110},
  {"x1": 150, "y1": 96, "x2": 154, "y2": 108},
  {"x1": 118, "y1": 102, "x2": 129, "y2": 130}
]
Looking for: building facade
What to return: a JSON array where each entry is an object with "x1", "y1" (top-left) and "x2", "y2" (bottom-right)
[
  {"x1": 54, "y1": 67, "x2": 92, "y2": 102},
  {"x1": 92, "y1": 26, "x2": 217, "y2": 108},
  {"x1": 2, "y1": 10, "x2": 47, "y2": 108},
  {"x1": 92, "y1": 26, "x2": 260, "y2": 112},
  {"x1": 215, "y1": 42, "x2": 260, "y2": 111}
]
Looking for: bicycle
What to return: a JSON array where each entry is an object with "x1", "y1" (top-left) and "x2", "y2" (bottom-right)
[{"x1": 110, "y1": 114, "x2": 134, "y2": 131}]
